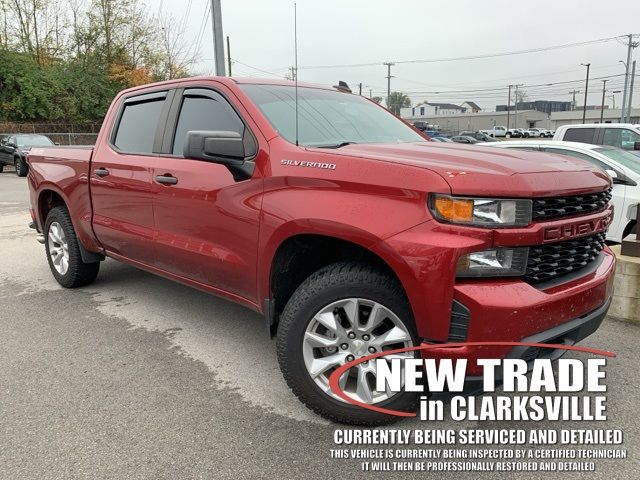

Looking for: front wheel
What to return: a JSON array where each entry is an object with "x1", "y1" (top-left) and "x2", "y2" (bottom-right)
[
  {"x1": 44, "y1": 206, "x2": 100, "y2": 288},
  {"x1": 277, "y1": 262, "x2": 419, "y2": 425},
  {"x1": 15, "y1": 156, "x2": 28, "y2": 177}
]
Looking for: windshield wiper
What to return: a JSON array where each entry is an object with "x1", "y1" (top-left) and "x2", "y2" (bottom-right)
[{"x1": 316, "y1": 141, "x2": 357, "y2": 149}]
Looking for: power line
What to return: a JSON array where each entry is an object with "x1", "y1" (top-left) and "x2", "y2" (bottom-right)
[
  {"x1": 229, "y1": 58, "x2": 287, "y2": 78},
  {"x1": 371, "y1": 73, "x2": 627, "y2": 96},
  {"x1": 297, "y1": 35, "x2": 625, "y2": 70}
]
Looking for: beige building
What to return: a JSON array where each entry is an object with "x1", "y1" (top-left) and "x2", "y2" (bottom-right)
[
  {"x1": 401, "y1": 110, "x2": 549, "y2": 133},
  {"x1": 549, "y1": 108, "x2": 640, "y2": 128}
]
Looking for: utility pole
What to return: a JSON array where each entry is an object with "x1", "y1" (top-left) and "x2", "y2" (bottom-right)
[
  {"x1": 569, "y1": 90, "x2": 580, "y2": 110},
  {"x1": 600, "y1": 79, "x2": 608, "y2": 123},
  {"x1": 514, "y1": 84, "x2": 523, "y2": 128},
  {"x1": 358, "y1": 83, "x2": 362, "y2": 96},
  {"x1": 384, "y1": 62, "x2": 394, "y2": 108},
  {"x1": 369, "y1": 89, "x2": 372, "y2": 99},
  {"x1": 581, "y1": 63, "x2": 590, "y2": 123},
  {"x1": 621, "y1": 34, "x2": 634, "y2": 122},
  {"x1": 627, "y1": 60, "x2": 636, "y2": 123},
  {"x1": 226, "y1": 36, "x2": 232, "y2": 76},
  {"x1": 506, "y1": 85, "x2": 513, "y2": 130},
  {"x1": 210, "y1": 0, "x2": 225, "y2": 76}
]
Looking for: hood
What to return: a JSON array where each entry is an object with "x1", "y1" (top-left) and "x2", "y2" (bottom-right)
[{"x1": 324, "y1": 142, "x2": 611, "y2": 197}]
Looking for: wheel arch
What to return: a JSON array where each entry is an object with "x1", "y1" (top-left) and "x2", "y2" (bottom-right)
[
  {"x1": 262, "y1": 226, "x2": 413, "y2": 336},
  {"x1": 38, "y1": 187, "x2": 104, "y2": 263}
]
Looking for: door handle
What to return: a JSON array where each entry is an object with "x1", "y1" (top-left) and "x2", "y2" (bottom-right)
[
  {"x1": 94, "y1": 167, "x2": 110, "y2": 177},
  {"x1": 155, "y1": 174, "x2": 178, "y2": 185}
]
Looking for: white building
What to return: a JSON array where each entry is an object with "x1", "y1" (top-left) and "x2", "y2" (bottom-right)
[{"x1": 400, "y1": 102, "x2": 466, "y2": 118}]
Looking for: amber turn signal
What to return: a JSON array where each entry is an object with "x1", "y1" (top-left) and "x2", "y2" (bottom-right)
[{"x1": 433, "y1": 196, "x2": 474, "y2": 223}]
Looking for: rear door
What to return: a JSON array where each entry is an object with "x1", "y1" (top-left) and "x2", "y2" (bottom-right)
[
  {"x1": 151, "y1": 86, "x2": 263, "y2": 301},
  {"x1": 90, "y1": 90, "x2": 173, "y2": 265}
]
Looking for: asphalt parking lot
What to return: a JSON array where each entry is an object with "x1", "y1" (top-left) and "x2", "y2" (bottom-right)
[{"x1": 1, "y1": 171, "x2": 639, "y2": 479}]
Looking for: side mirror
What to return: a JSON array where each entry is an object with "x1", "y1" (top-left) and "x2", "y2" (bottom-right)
[{"x1": 184, "y1": 130, "x2": 246, "y2": 166}]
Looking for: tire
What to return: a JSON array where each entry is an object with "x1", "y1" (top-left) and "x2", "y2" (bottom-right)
[
  {"x1": 15, "y1": 156, "x2": 28, "y2": 177},
  {"x1": 277, "y1": 262, "x2": 420, "y2": 425},
  {"x1": 0, "y1": 164, "x2": 4, "y2": 173},
  {"x1": 44, "y1": 206, "x2": 100, "y2": 288}
]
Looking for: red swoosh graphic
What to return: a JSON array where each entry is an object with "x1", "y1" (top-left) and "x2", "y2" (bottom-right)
[{"x1": 328, "y1": 341, "x2": 615, "y2": 417}]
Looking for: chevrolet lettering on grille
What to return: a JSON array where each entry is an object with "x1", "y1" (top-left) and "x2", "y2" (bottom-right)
[{"x1": 543, "y1": 211, "x2": 612, "y2": 242}]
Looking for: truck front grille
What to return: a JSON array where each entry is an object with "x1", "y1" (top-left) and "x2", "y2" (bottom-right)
[
  {"x1": 524, "y1": 233, "x2": 607, "y2": 283},
  {"x1": 531, "y1": 188, "x2": 612, "y2": 221}
]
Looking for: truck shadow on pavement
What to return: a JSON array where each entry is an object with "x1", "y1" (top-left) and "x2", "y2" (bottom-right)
[{"x1": 87, "y1": 258, "x2": 322, "y2": 422}]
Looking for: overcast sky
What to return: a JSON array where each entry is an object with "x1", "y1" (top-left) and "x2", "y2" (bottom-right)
[{"x1": 148, "y1": 0, "x2": 640, "y2": 111}]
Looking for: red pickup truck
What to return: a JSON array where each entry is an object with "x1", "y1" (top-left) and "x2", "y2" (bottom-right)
[{"x1": 27, "y1": 77, "x2": 615, "y2": 425}]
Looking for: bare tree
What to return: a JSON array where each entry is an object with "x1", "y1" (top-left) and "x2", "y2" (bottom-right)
[
  {"x1": 151, "y1": 11, "x2": 198, "y2": 80},
  {"x1": 6, "y1": 0, "x2": 68, "y2": 64}
]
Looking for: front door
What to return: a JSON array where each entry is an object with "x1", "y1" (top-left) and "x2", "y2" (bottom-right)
[
  {"x1": 90, "y1": 90, "x2": 171, "y2": 266},
  {"x1": 152, "y1": 87, "x2": 263, "y2": 301}
]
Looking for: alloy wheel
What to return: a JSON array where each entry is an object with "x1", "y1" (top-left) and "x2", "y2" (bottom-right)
[
  {"x1": 302, "y1": 298, "x2": 414, "y2": 404},
  {"x1": 48, "y1": 221, "x2": 70, "y2": 275}
]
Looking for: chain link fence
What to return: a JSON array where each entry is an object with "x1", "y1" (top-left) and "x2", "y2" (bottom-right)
[{"x1": 0, "y1": 123, "x2": 102, "y2": 146}]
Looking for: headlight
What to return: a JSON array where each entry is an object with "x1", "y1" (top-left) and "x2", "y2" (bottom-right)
[
  {"x1": 429, "y1": 194, "x2": 532, "y2": 227},
  {"x1": 457, "y1": 248, "x2": 529, "y2": 277}
]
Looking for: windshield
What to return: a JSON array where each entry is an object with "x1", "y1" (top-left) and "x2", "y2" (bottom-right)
[
  {"x1": 16, "y1": 135, "x2": 54, "y2": 147},
  {"x1": 594, "y1": 147, "x2": 640, "y2": 175},
  {"x1": 240, "y1": 84, "x2": 424, "y2": 147}
]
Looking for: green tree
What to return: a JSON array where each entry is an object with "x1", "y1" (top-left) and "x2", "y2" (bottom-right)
[{"x1": 387, "y1": 91, "x2": 411, "y2": 115}]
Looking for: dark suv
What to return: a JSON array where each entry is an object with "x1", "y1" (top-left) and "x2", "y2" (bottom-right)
[{"x1": 0, "y1": 134, "x2": 54, "y2": 176}]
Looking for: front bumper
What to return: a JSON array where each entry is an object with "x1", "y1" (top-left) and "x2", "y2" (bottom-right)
[{"x1": 422, "y1": 248, "x2": 615, "y2": 375}]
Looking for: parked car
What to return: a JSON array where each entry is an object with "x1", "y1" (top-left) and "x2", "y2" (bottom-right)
[
  {"x1": 506, "y1": 129, "x2": 522, "y2": 138},
  {"x1": 460, "y1": 131, "x2": 498, "y2": 142},
  {"x1": 0, "y1": 134, "x2": 54, "y2": 176},
  {"x1": 485, "y1": 139, "x2": 640, "y2": 242},
  {"x1": 554, "y1": 124, "x2": 640, "y2": 156},
  {"x1": 450, "y1": 135, "x2": 479, "y2": 144},
  {"x1": 411, "y1": 121, "x2": 428, "y2": 131},
  {"x1": 519, "y1": 129, "x2": 531, "y2": 138},
  {"x1": 431, "y1": 136, "x2": 452, "y2": 142},
  {"x1": 486, "y1": 125, "x2": 507, "y2": 137},
  {"x1": 528, "y1": 128, "x2": 552, "y2": 138},
  {"x1": 27, "y1": 77, "x2": 615, "y2": 424}
]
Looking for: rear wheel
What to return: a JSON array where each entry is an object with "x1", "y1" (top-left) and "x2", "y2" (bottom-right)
[
  {"x1": 0, "y1": 164, "x2": 4, "y2": 173},
  {"x1": 15, "y1": 156, "x2": 28, "y2": 177},
  {"x1": 277, "y1": 262, "x2": 419, "y2": 425},
  {"x1": 45, "y1": 206, "x2": 100, "y2": 288}
]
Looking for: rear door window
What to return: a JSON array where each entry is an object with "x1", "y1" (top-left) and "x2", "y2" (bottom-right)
[
  {"x1": 562, "y1": 128, "x2": 596, "y2": 144},
  {"x1": 542, "y1": 147, "x2": 604, "y2": 166},
  {"x1": 113, "y1": 94, "x2": 167, "y2": 154}
]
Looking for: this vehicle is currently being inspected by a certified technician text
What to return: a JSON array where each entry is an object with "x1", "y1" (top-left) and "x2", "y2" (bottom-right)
[{"x1": 26, "y1": 77, "x2": 615, "y2": 425}]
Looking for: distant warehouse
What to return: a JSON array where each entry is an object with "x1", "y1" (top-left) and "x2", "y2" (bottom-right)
[{"x1": 400, "y1": 109, "x2": 549, "y2": 132}]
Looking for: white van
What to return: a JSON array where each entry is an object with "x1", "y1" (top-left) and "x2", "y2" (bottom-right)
[{"x1": 554, "y1": 124, "x2": 640, "y2": 155}]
